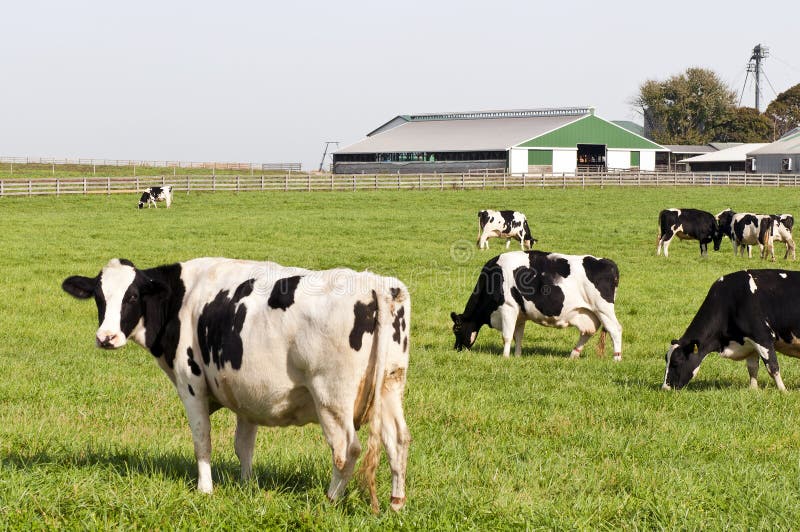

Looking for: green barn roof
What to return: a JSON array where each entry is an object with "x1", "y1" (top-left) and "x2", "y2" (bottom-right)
[{"x1": 517, "y1": 115, "x2": 664, "y2": 150}]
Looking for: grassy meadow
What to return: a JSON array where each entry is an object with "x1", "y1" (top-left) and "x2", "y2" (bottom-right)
[{"x1": 2, "y1": 186, "x2": 800, "y2": 529}]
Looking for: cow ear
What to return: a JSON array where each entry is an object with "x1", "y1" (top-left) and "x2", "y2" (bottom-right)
[
  {"x1": 62, "y1": 275, "x2": 97, "y2": 299},
  {"x1": 670, "y1": 339, "x2": 679, "y2": 345},
  {"x1": 450, "y1": 312, "x2": 459, "y2": 323}
]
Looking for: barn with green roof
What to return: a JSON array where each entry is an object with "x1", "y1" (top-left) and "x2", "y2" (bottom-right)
[{"x1": 333, "y1": 106, "x2": 665, "y2": 174}]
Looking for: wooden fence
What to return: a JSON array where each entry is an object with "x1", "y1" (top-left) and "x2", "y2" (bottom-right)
[
  {"x1": 0, "y1": 156, "x2": 301, "y2": 172},
  {"x1": 1, "y1": 172, "x2": 799, "y2": 197}
]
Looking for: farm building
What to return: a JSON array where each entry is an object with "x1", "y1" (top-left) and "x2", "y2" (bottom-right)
[
  {"x1": 681, "y1": 143, "x2": 768, "y2": 172},
  {"x1": 747, "y1": 128, "x2": 800, "y2": 173},
  {"x1": 333, "y1": 107, "x2": 666, "y2": 175}
]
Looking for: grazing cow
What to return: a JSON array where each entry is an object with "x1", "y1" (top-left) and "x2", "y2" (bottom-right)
[
  {"x1": 477, "y1": 210, "x2": 537, "y2": 250},
  {"x1": 138, "y1": 185, "x2": 173, "y2": 209},
  {"x1": 770, "y1": 214, "x2": 796, "y2": 260},
  {"x1": 715, "y1": 209, "x2": 775, "y2": 259},
  {"x1": 450, "y1": 250, "x2": 622, "y2": 360},
  {"x1": 656, "y1": 208, "x2": 722, "y2": 257},
  {"x1": 663, "y1": 269, "x2": 800, "y2": 391},
  {"x1": 62, "y1": 258, "x2": 411, "y2": 512}
]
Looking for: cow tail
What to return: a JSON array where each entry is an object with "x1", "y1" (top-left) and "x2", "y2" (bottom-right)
[
  {"x1": 359, "y1": 286, "x2": 401, "y2": 513},
  {"x1": 596, "y1": 327, "x2": 606, "y2": 356}
]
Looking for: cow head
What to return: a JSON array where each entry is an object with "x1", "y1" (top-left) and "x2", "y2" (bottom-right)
[
  {"x1": 715, "y1": 209, "x2": 734, "y2": 241},
  {"x1": 523, "y1": 236, "x2": 538, "y2": 250},
  {"x1": 450, "y1": 312, "x2": 479, "y2": 351},
  {"x1": 62, "y1": 259, "x2": 167, "y2": 349},
  {"x1": 662, "y1": 339, "x2": 704, "y2": 390}
]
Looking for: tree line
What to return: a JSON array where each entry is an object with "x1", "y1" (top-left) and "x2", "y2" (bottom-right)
[{"x1": 632, "y1": 67, "x2": 800, "y2": 144}]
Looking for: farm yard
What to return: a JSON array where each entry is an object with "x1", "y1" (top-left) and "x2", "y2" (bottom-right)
[{"x1": 2, "y1": 186, "x2": 800, "y2": 528}]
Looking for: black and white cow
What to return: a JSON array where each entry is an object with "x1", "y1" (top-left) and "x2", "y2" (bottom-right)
[
  {"x1": 477, "y1": 210, "x2": 537, "y2": 250},
  {"x1": 769, "y1": 214, "x2": 796, "y2": 260},
  {"x1": 715, "y1": 209, "x2": 774, "y2": 259},
  {"x1": 450, "y1": 250, "x2": 623, "y2": 360},
  {"x1": 656, "y1": 208, "x2": 722, "y2": 257},
  {"x1": 62, "y1": 258, "x2": 411, "y2": 512},
  {"x1": 138, "y1": 185, "x2": 173, "y2": 209},
  {"x1": 663, "y1": 269, "x2": 800, "y2": 391}
]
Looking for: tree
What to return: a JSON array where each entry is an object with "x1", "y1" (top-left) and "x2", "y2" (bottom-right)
[
  {"x1": 633, "y1": 68, "x2": 736, "y2": 144},
  {"x1": 712, "y1": 107, "x2": 773, "y2": 142},
  {"x1": 766, "y1": 83, "x2": 800, "y2": 139}
]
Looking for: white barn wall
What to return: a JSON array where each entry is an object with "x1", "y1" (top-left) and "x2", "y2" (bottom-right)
[
  {"x1": 640, "y1": 150, "x2": 656, "y2": 171},
  {"x1": 509, "y1": 148, "x2": 528, "y2": 174},
  {"x1": 552, "y1": 149, "x2": 577, "y2": 174},
  {"x1": 607, "y1": 150, "x2": 631, "y2": 170}
]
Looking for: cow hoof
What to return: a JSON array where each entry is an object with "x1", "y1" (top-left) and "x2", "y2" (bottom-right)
[
  {"x1": 569, "y1": 350, "x2": 581, "y2": 359},
  {"x1": 390, "y1": 496, "x2": 406, "y2": 511},
  {"x1": 613, "y1": 353, "x2": 622, "y2": 362}
]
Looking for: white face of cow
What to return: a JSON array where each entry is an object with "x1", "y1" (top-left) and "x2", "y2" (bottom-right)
[{"x1": 62, "y1": 259, "x2": 150, "y2": 349}]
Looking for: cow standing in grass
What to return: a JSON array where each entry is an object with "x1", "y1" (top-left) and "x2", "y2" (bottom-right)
[
  {"x1": 138, "y1": 185, "x2": 173, "y2": 209},
  {"x1": 715, "y1": 209, "x2": 775, "y2": 259},
  {"x1": 663, "y1": 269, "x2": 800, "y2": 391},
  {"x1": 62, "y1": 258, "x2": 411, "y2": 512},
  {"x1": 451, "y1": 250, "x2": 622, "y2": 360},
  {"x1": 656, "y1": 208, "x2": 722, "y2": 257},
  {"x1": 477, "y1": 210, "x2": 537, "y2": 250}
]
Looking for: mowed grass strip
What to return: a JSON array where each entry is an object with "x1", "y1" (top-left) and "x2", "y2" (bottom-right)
[{"x1": 1, "y1": 187, "x2": 800, "y2": 528}]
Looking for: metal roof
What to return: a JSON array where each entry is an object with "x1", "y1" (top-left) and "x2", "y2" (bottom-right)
[
  {"x1": 663, "y1": 145, "x2": 716, "y2": 154},
  {"x1": 748, "y1": 131, "x2": 800, "y2": 155},
  {"x1": 338, "y1": 107, "x2": 590, "y2": 154},
  {"x1": 611, "y1": 121, "x2": 644, "y2": 136},
  {"x1": 681, "y1": 143, "x2": 768, "y2": 163}
]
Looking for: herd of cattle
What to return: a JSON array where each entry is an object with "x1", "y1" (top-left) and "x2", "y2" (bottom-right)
[{"x1": 59, "y1": 201, "x2": 800, "y2": 511}]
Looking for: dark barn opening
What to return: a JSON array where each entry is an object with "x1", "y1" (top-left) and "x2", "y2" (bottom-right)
[{"x1": 577, "y1": 144, "x2": 606, "y2": 171}]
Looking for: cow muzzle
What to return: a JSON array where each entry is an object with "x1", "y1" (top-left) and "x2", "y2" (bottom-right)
[{"x1": 96, "y1": 331, "x2": 126, "y2": 349}]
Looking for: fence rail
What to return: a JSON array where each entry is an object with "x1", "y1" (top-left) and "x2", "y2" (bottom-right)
[
  {"x1": 0, "y1": 156, "x2": 301, "y2": 171},
  {"x1": 1, "y1": 172, "x2": 799, "y2": 197}
]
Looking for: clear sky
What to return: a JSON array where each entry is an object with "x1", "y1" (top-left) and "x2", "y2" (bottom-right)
[{"x1": 1, "y1": 0, "x2": 798, "y2": 170}]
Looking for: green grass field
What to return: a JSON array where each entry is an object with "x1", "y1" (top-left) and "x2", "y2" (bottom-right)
[{"x1": 2, "y1": 187, "x2": 800, "y2": 529}]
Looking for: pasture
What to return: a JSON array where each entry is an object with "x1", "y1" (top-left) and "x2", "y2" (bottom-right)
[{"x1": 1, "y1": 186, "x2": 800, "y2": 528}]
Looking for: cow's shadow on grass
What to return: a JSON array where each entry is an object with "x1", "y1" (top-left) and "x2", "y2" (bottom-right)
[
  {"x1": 1, "y1": 447, "x2": 321, "y2": 494},
  {"x1": 611, "y1": 376, "x2": 755, "y2": 392}
]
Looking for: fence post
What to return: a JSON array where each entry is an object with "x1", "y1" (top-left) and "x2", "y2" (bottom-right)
[
  {"x1": 503, "y1": 173, "x2": 506, "y2": 188},
  {"x1": 52, "y1": 163, "x2": 55, "y2": 176},
  {"x1": 107, "y1": 177, "x2": 111, "y2": 195},
  {"x1": 461, "y1": 173, "x2": 464, "y2": 190},
  {"x1": 236, "y1": 175, "x2": 240, "y2": 193},
  {"x1": 284, "y1": 174, "x2": 288, "y2": 192},
  {"x1": 29, "y1": 180, "x2": 32, "y2": 196},
  {"x1": 563, "y1": 173, "x2": 566, "y2": 189},
  {"x1": 187, "y1": 175, "x2": 190, "y2": 194},
  {"x1": 261, "y1": 175, "x2": 265, "y2": 191},
  {"x1": 419, "y1": 174, "x2": 422, "y2": 190},
  {"x1": 0, "y1": 180, "x2": 3, "y2": 196},
  {"x1": 136, "y1": 176, "x2": 139, "y2": 191},
  {"x1": 440, "y1": 173, "x2": 443, "y2": 191},
  {"x1": 162, "y1": 175, "x2": 165, "y2": 186},
  {"x1": 374, "y1": 175, "x2": 378, "y2": 190},
  {"x1": 56, "y1": 179, "x2": 60, "y2": 196},
  {"x1": 353, "y1": 175, "x2": 356, "y2": 192},
  {"x1": 213, "y1": 174, "x2": 217, "y2": 192},
  {"x1": 307, "y1": 174, "x2": 311, "y2": 192},
  {"x1": 83, "y1": 178, "x2": 87, "y2": 194},
  {"x1": 398, "y1": 174, "x2": 401, "y2": 190}
]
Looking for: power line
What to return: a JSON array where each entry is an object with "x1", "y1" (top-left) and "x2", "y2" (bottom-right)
[
  {"x1": 772, "y1": 54, "x2": 800, "y2": 74},
  {"x1": 739, "y1": 69, "x2": 751, "y2": 107},
  {"x1": 761, "y1": 69, "x2": 780, "y2": 99}
]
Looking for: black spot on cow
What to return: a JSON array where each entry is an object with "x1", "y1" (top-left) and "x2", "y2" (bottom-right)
[
  {"x1": 197, "y1": 279, "x2": 253, "y2": 371},
  {"x1": 141, "y1": 263, "x2": 185, "y2": 370},
  {"x1": 582, "y1": 256, "x2": 619, "y2": 303},
  {"x1": 499, "y1": 210, "x2": 518, "y2": 233},
  {"x1": 733, "y1": 214, "x2": 758, "y2": 241},
  {"x1": 187, "y1": 347, "x2": 202, "y2": 376},
  {"x1": 403, "y1": 336, "x2": 408, "y2": 353},
  {"x1": 392, "y1": 306, "x2": 406, "y2": 344},
  {"x1": 508, "y1": 251, "x2": 571, "y2": 317},
  {"x1": 478, "y1": 210, "x2": 491, "y2": 229},
  {"x1": 349, "y1": 290, "x2": 378, "y2": 351},
  {"x1": 268, "y1": 275, "x2": 303, "y2": 311},
  {"x1": 390, "y1": 287, "x2": 402, "y2": 300},
  {"x1": 188, "y1": 384, "x2": 195, "y2": 396}
]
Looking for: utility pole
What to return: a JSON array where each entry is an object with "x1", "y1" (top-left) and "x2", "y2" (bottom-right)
[
  {"x1": 747, "y1": 44, "x2": 769, "y2": 111},
  {"x1": 318, "y1": 141, "x2": 339, "y2": 172}
]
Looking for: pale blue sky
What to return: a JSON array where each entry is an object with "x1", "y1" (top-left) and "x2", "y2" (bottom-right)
[{"x1": 1, "y1": 0, "x2": 798, "y2": 169}]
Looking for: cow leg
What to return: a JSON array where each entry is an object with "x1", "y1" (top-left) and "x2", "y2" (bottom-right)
[
  {"x1": 656, "y1": 234, "x2": 663, "y2": 256},
  {"x1": 181, "y1": 396, "x2": 213, "y2": 493},
  {"x1": 751, "y1": 341, "x2": 786, "y2": 391},
  {"x1": 235, "y1": 415, "x2": 258, "y2": 482},
  {"x1": 746, "y1": 355, "x2": 760, "y2": 389},
  {"x1": 661, "y1": 234, "x2": 673, "y2": 257},
  {"x1": 699, "y1": 241, "x2": 708, "y2": 257},
  {"x1": 381, "y1": 373, "x2": 411, "y2": 511},
  {"x1": 499, "y1": 307, "x2": 519, "y2": 358},
  {"x1": 747, "y1": 245, "x2": 752, "y2": 259},
  {"x1": 596, "y1": 309, "x2": 623, "y2": 361},
  {"x1": 570, "y1": 332, "x2": 593, "y2": 359},
  {"x1": 787, "y1": 238, "x2": 796, "y2": 260},
  {"x1": 505, "y1": 238, "x2": 511, "y2": 250},
  {"x1": 512, "y1": 319, "x2": 525, "y2": 357},
  {"x1": 318, "y1": 406, "x2": 361, "y2": 502}
]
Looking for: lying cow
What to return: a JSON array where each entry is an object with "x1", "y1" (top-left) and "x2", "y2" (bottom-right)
[
  {"x1": 716, "y1": 209, "x2": 774, "y2": 259},
  {"x1": 62, "y1": 257, "x2": 411, "y2": 512},
  {"x1": 656, "y1": 208, "x2": 722, "y2": 257},
  {"x1": 450, "y1": 250, "x2": 622, "y2": 360},
  {"x1": 663, "y1": 269, "x2": 800, "y2": 391},
  {"x1": 138, "y1": 185, "x2": 173, "y2": 209},
  {"x1": 477, "y1": 210, "x2": 537, "y2": 250}
]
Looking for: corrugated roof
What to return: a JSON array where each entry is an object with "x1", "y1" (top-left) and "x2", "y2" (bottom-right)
[
  {"x1": 337, "y1": 112, "x2": 587, "y2": 153},
  {"x1": 663, "y1": 145, "x2": 716, "y2": 154},
  {"x1": 748, "y1": 131, "x2": 800, "y2": 155},
  {"x1": 681, "y1": 143, "x2": 768, "y2": 163},
  {"x1": 611, "y1": 121, "x2": 644, "y2": 136}
]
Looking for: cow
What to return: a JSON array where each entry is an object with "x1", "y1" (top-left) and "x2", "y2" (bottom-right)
[
  {"x1": 663, "y1": 269, "x2": 800, "y2": 392},
  {"x1": 450, "y1": 250, "x2": 623, "y2": 360},
  {"x1": 477, "y1": 210, "x2": 537, "y2": 250},
  {"x1": 715, "y1": 209, "x2": 774, "y2": 260},
  {"x1": 656, "y1": 208, "x2": 722, "y2": 257},
  {"x1": 62, "y1": 257, "x2": 411, "y2": 512},
  {"x1": 769, "y1": 214, "x2": 796, "y2": 260},
  {"x1": 138, "y1": 185, "x2": 173, "y2": 209}
]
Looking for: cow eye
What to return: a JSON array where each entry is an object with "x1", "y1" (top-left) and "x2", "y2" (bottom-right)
[{"x1": 128, "y1": 293, "x2": 138, "y2": 303}]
